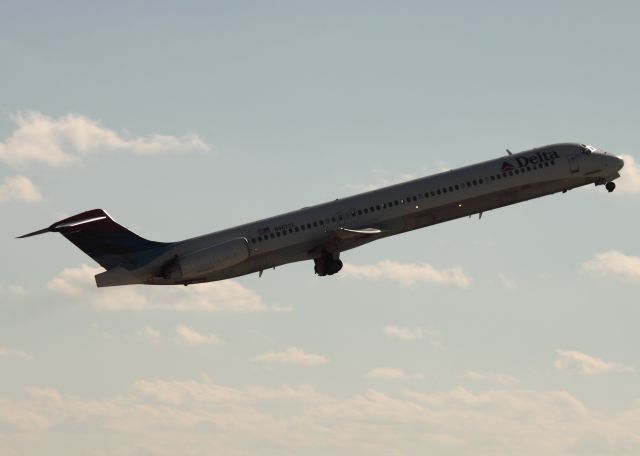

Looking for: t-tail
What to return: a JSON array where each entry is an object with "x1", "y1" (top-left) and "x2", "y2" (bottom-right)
[{"x1": 18, "y1": 209, "x2": 173, "y2": 285}]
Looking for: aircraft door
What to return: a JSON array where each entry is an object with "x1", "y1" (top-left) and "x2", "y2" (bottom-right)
[{"x1": 568, "y1": 155, "x2": 579, "y2": 173}]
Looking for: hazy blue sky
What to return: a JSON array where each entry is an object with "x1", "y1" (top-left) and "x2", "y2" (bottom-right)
[{"x1": 1, "y1": 2, "x2": 640, "y2": 455}]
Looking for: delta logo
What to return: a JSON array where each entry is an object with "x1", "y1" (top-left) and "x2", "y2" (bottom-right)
[
  {"x1": 501, "y1": 150, "x2": 560, "y2": 171},
  {"x1": 501, "y1": 161, "x2": 516, "y2": 172}
]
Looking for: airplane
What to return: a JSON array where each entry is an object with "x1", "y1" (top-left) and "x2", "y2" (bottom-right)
[{"x1": 19, "y1": 143, "x2": 624, "y2": 287}]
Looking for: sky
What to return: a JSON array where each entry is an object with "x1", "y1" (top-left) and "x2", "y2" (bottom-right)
[{"x1": 1, "y1": 1, "x2": 640, "y2": 455}]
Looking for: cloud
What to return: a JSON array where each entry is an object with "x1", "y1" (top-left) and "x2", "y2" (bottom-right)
[
  {"x1": 341, "y1": 260, "x2": 471, "y2": 287},
  {"x1": 383, "y1": 325, "x2": 423, "y2": 341},
  {"x1": 251, "y1": 347, "x2": 328, "y2": 366},
  {"x1": 364, "y1": 368, "x2": 423, "y2": 380},
  {"x1": 554, "y1": 350, "x2": 634, "y2": 375},
  {"x1": 616, "y1": 154, "x2": 640, "y2": 194},
  {"x1": 581, "y1": 250, "x2": 640, "y2": 283},
  {"x1": 138, "y1": 326, "x2": 161, "y2": 344},
  {"x1": 0, "y1": 110, "x2": 210, "y2": 168},
  {"x1": 464, "y1": 369, "x2": 519, "y2": 386},
  {"x1": 48, "y1": 265, "x2": 267, "y2": 313},
  {"x1": 1, "y1": 378, "x2": 640, "y2": 455},
  {"x1": 0, "y1": 346, "x2": 34, "y2": 360},
  {"x1": 0, "y1": 284, "x2": 27, "y2": 297},
  {"x1": 383, "y1": 325, "x2": 442, "y2": 347},
  {"x1": 175, "y1": 325, "x2": 220, "y2": 347},
  {"x1": 0, "y1": 175, "x2": 43, "y2": 202},
  {"x1": 497, "y1": 272, "x2": 518, "y2": 289}
]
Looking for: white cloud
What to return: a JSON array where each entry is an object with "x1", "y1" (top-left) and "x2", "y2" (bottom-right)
[
  {"x1": 0, "y1": 110, "x2": 210, "y2": 168},
  {"x1": 364, "y1": 368, "x2": 423, "y2": 380},
  {"x1": 1, "y1": 378, "x2": 640, "y2": 455},
  {"x1": 0, "y1": 346, "x2": 34, "y2": 360},
  {"x1": 251, "y1": 347, "x2": 328, "y2": 366},
  {"x1": 0, "y1": 284, "x2": 27, "y2": 296},
  {"x1": 341, "y1": 260, "x2": 471, "y2": 287},
  {"x1": 48, "y1": 265, "x2": 267, "y2": 313},
  {"x1": 383, "y1": 325, "x2": 423, "y2": 341},
  {"x1": 554, "y1": 350, "x2": 634, "y2": 375},
  {"x1": 383, "y1": 325, "x2": 442, "y2": 347},
  {"x1": 616, "y1": 154, "x2": 640, "y2": 194},
  {"x1": 464, "y1": 369, "x2": 519, "y2": 386},
  {"x1": 175, "y1": 325, "x2": 220, "y2": 347},
  {"x1": 138, "y1": 326, "x2": 161, "y2": 344},
  {"x1": 0, "y1": 175, "x2": 43, "y2": 202},
  {"x1": 497, "y1": 272, "x2": 518, "y2": 289},
  {"x1": 581, "y1": 250, "x2": 640, "y2": 283}
]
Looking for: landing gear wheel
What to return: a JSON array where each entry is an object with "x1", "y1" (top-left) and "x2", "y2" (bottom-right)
[
  {"x1": 314, "y1": 251, "x2": 342, "y2": 276},
  {"x1": 606, "y1": 181, "x2": 616, "y2": 193},
  {"x1": 329, "y1": 259, "x2": 343, "y2": 275}
]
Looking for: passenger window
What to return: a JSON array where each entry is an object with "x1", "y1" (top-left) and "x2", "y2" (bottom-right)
[
  {"x1": 295, "y1": 227, "x2": 299, "y2": 232},
  {"x1": 455, "y1": 184, "x2": 459, "y2": 190},
  {"x1": 443, "y1": 188, "x2": 447, "y2": 194},
  {"x1": 358, "y1": 210, "x2": 363, "y2": 215}
]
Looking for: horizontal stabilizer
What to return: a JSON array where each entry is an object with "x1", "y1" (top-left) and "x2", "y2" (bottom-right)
[{"x1": 17, "y1": 227, "x2": 53, "y2": 238}]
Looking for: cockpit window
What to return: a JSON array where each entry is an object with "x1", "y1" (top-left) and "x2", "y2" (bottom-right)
[{"x1": 580, "y1": 144, "x2": 597, "y2": 154}]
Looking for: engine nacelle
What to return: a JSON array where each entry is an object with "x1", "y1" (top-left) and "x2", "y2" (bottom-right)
[{"x1": 166, "y1": 238, "x2": 249, "y2": 280}]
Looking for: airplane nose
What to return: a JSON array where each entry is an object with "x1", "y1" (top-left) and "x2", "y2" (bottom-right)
[{"x1": 611, "y1": 155, "x2": 624, "y2": 171}]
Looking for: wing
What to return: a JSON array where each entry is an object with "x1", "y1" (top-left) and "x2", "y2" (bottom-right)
[{"x1": 334, "y1": 227, "x2": 384, "y2": 240}]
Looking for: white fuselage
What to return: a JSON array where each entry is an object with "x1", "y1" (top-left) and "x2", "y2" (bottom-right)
[{"x1": 95, "y1": 142, "x2": 623, "y2": 286}]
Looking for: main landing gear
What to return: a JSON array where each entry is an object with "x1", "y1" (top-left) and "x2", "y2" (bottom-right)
[
  {"x1": 314, "y1": 250, "x2": 343, "y2": 276},
  {"x1": 606, "y1": 181, "x2": 616, "y2": 193}
]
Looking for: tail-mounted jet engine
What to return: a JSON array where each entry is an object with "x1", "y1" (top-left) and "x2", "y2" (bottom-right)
[{"x1": 161, "y1": 238, "x2": 249, "y2": 281}]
